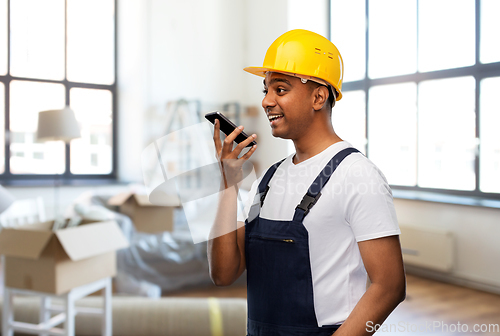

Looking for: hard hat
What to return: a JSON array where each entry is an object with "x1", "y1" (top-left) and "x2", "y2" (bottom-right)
[{"x1": 244, "y1": 29, "x2": 344, "y2": 101}]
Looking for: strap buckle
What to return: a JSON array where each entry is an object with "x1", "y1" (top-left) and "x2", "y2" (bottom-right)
[
  {"x1": 295, "y1": 192, "x2": 322, "y2": 216},
  {"x1": 260, "y1": 186, "x2": 270, "y2": 207}
]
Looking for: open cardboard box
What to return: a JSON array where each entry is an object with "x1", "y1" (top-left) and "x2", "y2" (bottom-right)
[
  {"x1": 0, "y1": 220, "x2": 129, "y2": 294},
  {"x1": 108, "y1": 191, "x2": 181, "y2": 233}
]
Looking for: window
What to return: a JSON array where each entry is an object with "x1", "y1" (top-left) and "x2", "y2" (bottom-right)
[
  {"x1": 368, "y1": 83, "x2": 417, "y2": 186},
  {"x1": 332, "y1": 90, "x2": 366, "y2": 155},
  {"x1": 330, "y1": 0, "x2": 366, "y2": 83},
  {"x1": 331, "y1": 0, "x2": 500, "y2": 199},
  {"x1": 0, "y1": 0, "x2": 116, "y2": 181}
]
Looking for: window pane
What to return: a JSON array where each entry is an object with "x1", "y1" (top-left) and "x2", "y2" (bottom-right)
[
  {"x1": 0, "y1": 0, "x2": 7, "y2": 75},
  {"x1": 0, "y1": 83, "x2": 4, "y2": 172},
  {"x1": 67, "y1": 0, "x2": 115, "y2": 84},
  {"x1": 418, "y1": 77, "x2": 476, "y2": 190},
  {"x1": 9, "y1": 81, "x2": 65, "y2": 174},
  {"x1": 418, "y1": 0, "x2": 475, "y2": 72},
  {"x1": 331, "y1": 0, "x2": 365, "y2": 82},
  {"x1": 369, "y1": 83, "x2": 417, "y2": 186},
  {"x1": 480, "y1": 0, "x2": 500, "y2": 64},
  {"x1": 480, "y1": 77, "x2": 500, "y2": 193},
  {"x1": 368, "y1": 0, "x2": 417, "y2": 79},
  {"x1": 332, "y1": 90, "x2": 366, "y2": 154},
  {"x1": 70, "y1": 88, "x2": 112, "y2": 174},
  {"x1": 10, "y1": 0, "x2": 65, "y2": 80}
]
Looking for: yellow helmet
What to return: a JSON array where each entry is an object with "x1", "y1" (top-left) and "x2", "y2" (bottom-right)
[{"x1": 244, "y1": 29, "x2": 344, "y2": 101}]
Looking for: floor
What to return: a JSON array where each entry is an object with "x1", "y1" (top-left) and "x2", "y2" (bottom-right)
[
  {"x1": 384, "y1": 275, "x2": 500, "y2": 335},
  {"x1": 164, "y1": 274, "x2": 500, "y2": 336}
]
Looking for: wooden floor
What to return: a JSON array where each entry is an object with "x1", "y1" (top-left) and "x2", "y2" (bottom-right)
[
  {"x1": 164, "y1": 274, "x2": 500, "y2": 335},
  {"x1": 384, "y1": 275, "x2": 500, "y2": 335}
]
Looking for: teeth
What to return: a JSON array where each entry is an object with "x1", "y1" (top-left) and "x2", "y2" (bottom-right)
[{"x1": 268, "y1": 115, "x2": 283, "y2": 121}]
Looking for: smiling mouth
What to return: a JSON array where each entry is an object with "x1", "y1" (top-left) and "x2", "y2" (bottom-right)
[{"x1": 268, "y1": 114, "x2": 284, "y2": 123}]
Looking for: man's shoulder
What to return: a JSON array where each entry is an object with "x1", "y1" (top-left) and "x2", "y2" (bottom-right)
[
  {"x1": 338, "y1": 153, "x2": 389, "y2": 184},
  {"x1": 251, "y1": 154, "x2": 291, "y2": 184}
]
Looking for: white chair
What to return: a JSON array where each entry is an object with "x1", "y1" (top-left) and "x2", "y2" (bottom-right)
[{"x1": 0, "y1": 197, "x2": 112, "y2": 336}]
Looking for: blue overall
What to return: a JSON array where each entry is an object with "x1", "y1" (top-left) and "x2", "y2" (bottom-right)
[{"x1": 245, "y1": 147, "x2": 359, "y2": 336}]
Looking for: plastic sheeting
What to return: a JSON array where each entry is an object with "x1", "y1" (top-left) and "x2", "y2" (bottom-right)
[
  {"x1": 115, "y1": 210, "x2": 213, "y2": 293},
  {"x1": 141, "y1": 118, "x2": 257, "y2": 244}
]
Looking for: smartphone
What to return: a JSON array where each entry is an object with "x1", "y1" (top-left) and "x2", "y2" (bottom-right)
[{"x1": 205, "y1": 111, "x2": 257, "y2": 148}]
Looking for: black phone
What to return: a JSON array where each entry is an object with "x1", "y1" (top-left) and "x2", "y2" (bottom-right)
[{"x1": 205, "y1": 111, "x2": 257, "y2": 148}]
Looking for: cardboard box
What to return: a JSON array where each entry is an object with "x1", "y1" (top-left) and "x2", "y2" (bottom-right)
[
  {"x1": 108, "y1": 192, "x2": 181, "y2": 233},
  {"x1": 0, "y1": 220, "x2": 129, "y2": 294}
]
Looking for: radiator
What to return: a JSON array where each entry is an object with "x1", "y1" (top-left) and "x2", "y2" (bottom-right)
[{"x1": 399, "y1": 225, "x2": 454, "y2": 272}]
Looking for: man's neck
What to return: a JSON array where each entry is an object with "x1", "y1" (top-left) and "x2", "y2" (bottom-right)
[{"x1": 292, "y1": 132, "x2": 343, "y2": 165}]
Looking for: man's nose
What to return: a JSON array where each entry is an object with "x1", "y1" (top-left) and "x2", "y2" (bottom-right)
[{"x1": 262, "y1": 92, "x2": 276, "y2": 110}]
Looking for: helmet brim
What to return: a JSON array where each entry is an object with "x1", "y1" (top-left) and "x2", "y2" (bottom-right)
[{"x1": 243, "y1": 66, "x2": 268, "y2": 77}]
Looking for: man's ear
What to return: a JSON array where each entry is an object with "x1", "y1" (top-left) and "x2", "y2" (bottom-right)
[{"x1": 312, "y1": 85, "x2": 329, "y2": 111}]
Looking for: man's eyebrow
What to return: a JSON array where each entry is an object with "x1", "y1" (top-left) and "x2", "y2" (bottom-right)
[{"x1": 263, "y1": 77, "x2": 292, "y2": 88}]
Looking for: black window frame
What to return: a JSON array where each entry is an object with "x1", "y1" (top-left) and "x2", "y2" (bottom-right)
[
  {"x1": 0, "y1": 0, "x2": 118, "y2": 184},
  {"x1": 330, "y1": 0, "x2": 500, "y2": 201}
]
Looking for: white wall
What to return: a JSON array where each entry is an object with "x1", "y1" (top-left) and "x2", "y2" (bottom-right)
[
  {"x1": 148, "y1": 0, "x2": 247, "y2": 105},
  {"x1": 117, "y1": 0, "x2": 292, "y2": 181},
  {"x1": 117, "y1": 0, "x2": 150, "y2": 182},
  {"x1": 243, "y1": 0, "x2": 289, "y2": 174},
  {"x1": 394, "y1": 199, "x2": 500, "y2": 292}
]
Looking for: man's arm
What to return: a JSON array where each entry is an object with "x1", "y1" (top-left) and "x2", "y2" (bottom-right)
[
  {"x1": 208, "y1": 219, "x2": 246, "y2": 286},
  {"x1": 207, "y1": 120, "x2": 257, "y2": 286},
  {"x1": 333, "y1": 235, "x2": 406, "y2": 336}
]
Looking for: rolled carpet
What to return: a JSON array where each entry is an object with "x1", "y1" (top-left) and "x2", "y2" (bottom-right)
[{"x1": 0, "y1": 296, "x2": 247, "y2": 336}]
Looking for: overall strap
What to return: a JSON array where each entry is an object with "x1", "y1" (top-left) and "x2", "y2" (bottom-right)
[
  {"x1": 247, "y1": 159, "x2": 285, "y2": 222},
  {"x1": 292, "y1": 147, "x2": 360, "y2": 222},
  {"x1": 246, "y1": 158, "x2": 286, "y2": 222},
  {"x1": 256, "y1": 158, "x2": 286, "y2": 207}
]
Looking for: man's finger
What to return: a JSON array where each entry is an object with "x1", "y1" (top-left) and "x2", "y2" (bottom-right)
[
  {"x1": 224, "y1": 125, "x2": 245, "y2": 144},
  {"x1": 213, "y1": 119, "x2": 222, "y2": 152},
  {"x1": 221, "y1": 125, "x2": 244, "y2": 156},
  {"x1": 240, "y1": 144, "x2": 257, "y2": 161},
  {"x1": 231, "y1": 133, "x2": 257, "y2": 158}
]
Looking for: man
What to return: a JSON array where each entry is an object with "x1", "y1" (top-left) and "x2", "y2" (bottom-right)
[{"x1": 208, "y1": 29, "x2": 405, "y2": 336}]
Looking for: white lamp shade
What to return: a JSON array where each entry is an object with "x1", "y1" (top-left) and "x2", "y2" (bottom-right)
[
  {"x1": 37, "y1": 107, "x2": 81, "y2": 142},
  {"x1": 0, "y1": 185, "x2": 15, "y2": 214}
]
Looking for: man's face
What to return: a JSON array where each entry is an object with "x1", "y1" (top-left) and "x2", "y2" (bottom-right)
[{"x1": 262, "y1": 72, "x2": 316, "y2": 140}]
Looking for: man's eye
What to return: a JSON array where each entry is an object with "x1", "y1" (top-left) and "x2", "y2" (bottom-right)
[
  {"x1": 262, "y1": 89, "x2": 268, "y2": 95},
  {"x1": 277, "y1": 88, "x2": 285, "y2": 94}
]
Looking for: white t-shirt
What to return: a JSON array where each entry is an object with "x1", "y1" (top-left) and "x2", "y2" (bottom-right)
[{"x1": 238, "y1": 141, "x2": 401, "y2": 326}]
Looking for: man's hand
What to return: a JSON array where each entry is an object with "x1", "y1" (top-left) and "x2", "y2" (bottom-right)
[{"x1": 213, "y1": 119, "x2": 257, "y2": 189}]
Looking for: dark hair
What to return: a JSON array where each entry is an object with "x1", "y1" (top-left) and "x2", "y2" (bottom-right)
[{"x1": 327, "y1": 85, "x2": 336, "y2": 109}]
